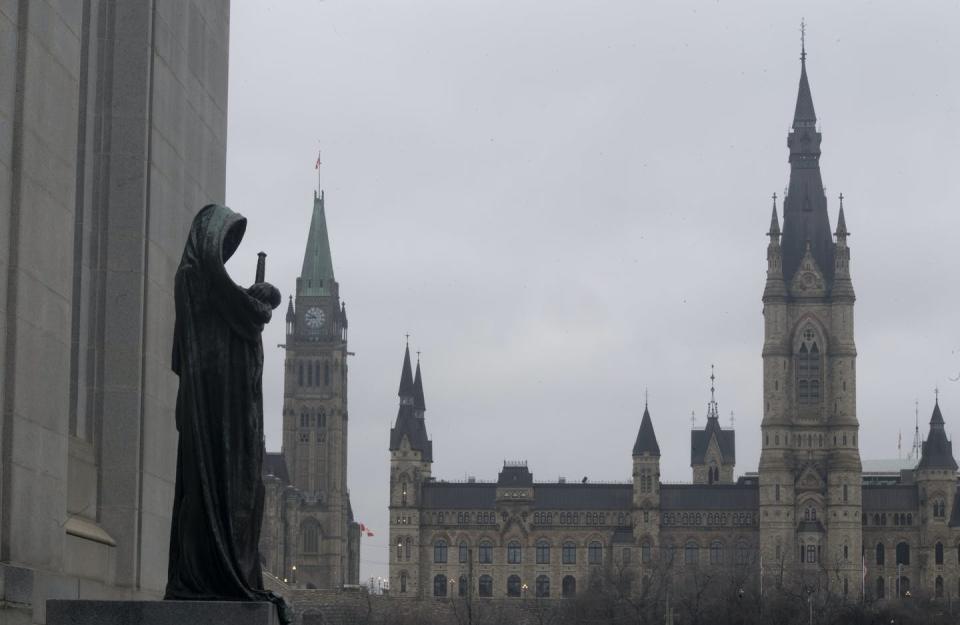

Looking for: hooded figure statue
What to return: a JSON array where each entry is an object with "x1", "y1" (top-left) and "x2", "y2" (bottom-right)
[{"x1": 165, "y1": 204, "x2": 289, "y2": 623}]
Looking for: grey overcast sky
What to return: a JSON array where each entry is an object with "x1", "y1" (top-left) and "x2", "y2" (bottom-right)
[{"x1": 225, "y1": 1, "x2": 960, "y2": 582}]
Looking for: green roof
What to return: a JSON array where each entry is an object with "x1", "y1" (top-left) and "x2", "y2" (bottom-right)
[{"x1": 299, "y1": 192, "x2": 335, "y2": 296}]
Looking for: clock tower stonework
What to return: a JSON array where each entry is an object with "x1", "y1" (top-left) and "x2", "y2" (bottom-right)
[{"x1": 267, "y1": 187, "x2": 356, "y2": 589}]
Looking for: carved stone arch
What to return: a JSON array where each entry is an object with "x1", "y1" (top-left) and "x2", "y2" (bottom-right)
[
  {"x1": 584, "y1": 531, "x2": 607, "y2": 547},
  {"x1": 500, "y1": 517, "x2": 529, "y2": 539},
  {"x1": 791, "y1": 313, "x2": 830, "y2": 353}
]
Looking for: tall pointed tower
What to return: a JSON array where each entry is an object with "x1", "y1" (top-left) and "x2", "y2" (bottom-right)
[
  {"x1": 758, "y1": 36, "x2": 862, "y2": 594},
  {"x1": 281, "y1": 184, "x2": 352, "y2": 589},
  {"x1": 388, "y1": 344, "x2": 433, "y2": 596}
]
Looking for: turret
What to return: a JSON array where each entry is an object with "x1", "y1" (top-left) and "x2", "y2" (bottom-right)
[
  {"x1": 388, "y1": 342, "x2": 433, "y2": 597},
  {"x1": 691, "y1": 367, "x2": 735, "y2": 484},
  {"x1": 632, "y1": 400, "x2": 661, "y2": 565},
  {"x1": 285, "y1": 296, "x2": 295, "y2": 336},
  {"x1": 831, "y1": 195, "x2": 855, "y2": 301}
]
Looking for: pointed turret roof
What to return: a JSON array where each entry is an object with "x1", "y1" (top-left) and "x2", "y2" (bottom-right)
[
  {"x1": 780, "y1": 40, "x2": 835, "y2": 286},
  {"x1": 299, "y1": 192, "x2": 336, "y2": 296},
  {"x1": 390, "y1": 343, "x2": 433, "y2": 461},
  {"x1": 768, "y1": 197, "x2": 781, "y2": 237},
  {"x1": 398, "y1": 342, "x2": 414, "y2": 399},
  {"x1": 918, "y1": 399, "x2": 958, "y2": 471},
  {"x1": 835, "y1": 195, "x2": 848, "y2": 238},
  {"x1": 413, "y1": 359, "x2": 426, "y2": 412},
  {"x1": 633, "y1": 405, "x2": 661, "y2": 456},
  {"x1": 793, "y1": 55, "x2": 817, "y2": 129},
  {"x1": 285, "y1": 295, "x2": 295, "y2": 322}
]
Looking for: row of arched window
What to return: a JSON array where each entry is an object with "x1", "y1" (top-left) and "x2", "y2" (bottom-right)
[
  {"x1": 432, "y1": 540, "x2": 603, "y2": 565},
  {"x1": 866, "y1": 512, "x2": 913, "y2": 527},
  {"x1": 424, "y1": 538, "x2": 754, "y2": 567},
  {"x1": 297, "y1": 360, "x2": 331, "y2": 387},
  {"x1": 874, "y1": 575, "x2": 956, "y2": 599},
  {"x1": 764, "y1": 432, "x2": 856, "y2": 448},
  {"x1": 426, "y1": 574, "x2": 577, "y2": 598},
  {"x1": 299, "y1": 408, "x2": 327, "y2": 429},
  {"x1": 873, "y1": 541, "x2": 960, "y2": 567}
]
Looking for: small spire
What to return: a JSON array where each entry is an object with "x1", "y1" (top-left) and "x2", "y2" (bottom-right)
[
  {"x1": 800, "y1": 18, "x2": 807, "y2": 63},
  {"x1": 633, "y1": 403, "x2": 661, "y2": 456},
  {"x1": 413, "y1": 357, "x2": 426, "y2": 412},
  {"x1": 792, "y1": 20, "x2": 817, "y2": 129},
  {"x1": 644, "y1": 387, "x2": 649, "y2": 408},
  {"x1": 285, "y1": 295, "x2": 295, "y2": 322},
  {"x1": 706, "y1": 365, "x2": 719, "y2": 420},
  {"x1": 835, "y1": 193, "x2": 848, "y2": 237},
  {"x1": 768, "y1": 193, "x2": 781, "y2": 237},
  {"x1": 397, "y1": 341, "x2": 415, "y2": 400}
]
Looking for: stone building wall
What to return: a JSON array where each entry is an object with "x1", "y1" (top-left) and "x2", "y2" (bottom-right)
[{"x1": 0, "y1": 1, "x2": 230, "y2": 622}]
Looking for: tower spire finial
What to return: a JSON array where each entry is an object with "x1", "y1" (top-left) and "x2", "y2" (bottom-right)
[
  {"x1": 800, "y1": 18, "x2": 807, "y2": 63},
  {"x1": 644, "y1": 387, "x2": 649, "y2": 408}
]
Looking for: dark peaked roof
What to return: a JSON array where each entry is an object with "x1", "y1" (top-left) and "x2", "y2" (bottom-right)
[
  {"x1": 285, "y1": 295, "x2": 294, "y2": 322},
  {"x1": 263, "y1": 452, "x2": 290, "y2": 484},
  {"x1": 413, "y1": 360, "x2": 426, "y2": 411},
  {"x1": 793, "y1": 58, "x2": 817, "y2": 128},
  {"x1": 691, "y1": 418, "x2": 736, "y2": 465},
  {"x1": 389, "y1": 404, "x2": 433, "y2": 461},
  {"x1": 299, "y1": 192, "x2": 336, "y2": 296},
  {"x1": 918, "y1": 401, "x2": 958, "y2": 471},
  {"x1": 862, "y1": 485, "x2": 918, "y2": 511},
  {"x1": 419, "y1": 481, "x2": 634, "y2": 511},
  {"x1": 498, "y1": 463, "x2": 533, "y2": 486},
  {"x1": 633, "y1": 406, "x2": 660, "y2": 456},
  {"x1": 390, "y1": 344, "x2": 432, "y2": 461},
  {"x1": 780, "y1": 53, "x2": 835, "y2": 286},
  {"x1": 660, "y1": 483, "x2": 758, "y2": 511},
  {"x1": 398, "y1": 344, "x2": 414, "y2": 398}
]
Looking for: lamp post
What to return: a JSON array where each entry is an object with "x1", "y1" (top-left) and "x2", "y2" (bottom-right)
[
  {"x1": 291, "y1": 564, "x2": 297, "y2": 587},
  {"x1": 521, "y1": 582, "x2": 528, "y2": 600}
]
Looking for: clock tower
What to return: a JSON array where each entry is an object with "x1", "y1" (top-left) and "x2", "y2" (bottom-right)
[{"x1": 281, "y1": 186, "x2": 352, "y2": 588}]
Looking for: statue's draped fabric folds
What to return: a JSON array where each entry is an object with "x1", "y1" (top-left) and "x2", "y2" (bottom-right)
[{"x1": 165, "y1": 204, "x2": 287, "y2": 622}]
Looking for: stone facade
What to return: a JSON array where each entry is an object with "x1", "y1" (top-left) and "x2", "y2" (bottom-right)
[
  {"x1": 259, "y1": 188, "x2": 361, "y2": 590},
  {"x1": 0, "y1": 1, "x2": 230, "y2": 622},
  {"x1": 386, "y1": 51, "x2": 960, "y2": 605}
]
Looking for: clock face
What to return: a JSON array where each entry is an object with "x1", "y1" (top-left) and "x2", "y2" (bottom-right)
[{"x1": 305, "y1": 307, "x2": 325, "y2": 330}]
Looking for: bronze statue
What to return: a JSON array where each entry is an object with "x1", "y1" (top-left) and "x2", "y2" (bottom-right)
[{"x1": 165, "y1": 204, "x2": 289, "y2": 623}]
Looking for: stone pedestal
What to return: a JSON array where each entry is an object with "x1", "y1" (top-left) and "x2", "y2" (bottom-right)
[{"x1": 47, "y1": 600, "x2": 279, "y2": 625}]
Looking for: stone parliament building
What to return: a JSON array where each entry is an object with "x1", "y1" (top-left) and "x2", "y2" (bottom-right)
[
  {"x1": 387, "y1": 49, "x2": 960, "y2": 603},
  {"x1": 258, "y1": 186, "x2": 361, "y2": 589}
]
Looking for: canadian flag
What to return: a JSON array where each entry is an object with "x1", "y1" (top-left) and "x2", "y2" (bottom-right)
[
  {"x1": 359, "y1": 523, "x2": 374, "y2": 537},
  {"x1": 314, "y1": 150, "x2": 322, "y2": 170}
]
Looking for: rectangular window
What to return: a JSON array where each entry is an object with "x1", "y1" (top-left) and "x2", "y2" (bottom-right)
[
  {"x1": 459, "y1": 543, "x2": 468, "y2": 563},
  {"x1": 479, "y1": 543, "x2": 493, "y2": 564},
  {"x1": 562, "y1": 543, "x2": 576, "y2": 564},
  {"x1": 622, "y1": 548, "x2": 631, "y2": 564}
]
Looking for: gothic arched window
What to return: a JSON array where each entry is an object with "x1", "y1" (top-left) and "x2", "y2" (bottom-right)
[
  {"x1": 896, "y1": 542, "x2": 910, "y2": 566},
  {"x1": 588, "y1": 541, "x2": 603, "y2": 564},
  {"x1": 434, "y1": 539, "x2": 448, "y2": 563},
  {"x1": 507, "y1": 541, "x2": 521, "y2": 564},
  {"x1": 479, "y1": 575, "x2": 493, "y2": 597},
  {"x1": 796, "y1": 327, "x2": 821, "y2": 405},
  {"x1": 936, "y1": 542, "x2": 944, "y2": 565},
  {"x1": 562, "y1": 575, "x2": 576, "y2": 597},
  {"x1": 400, "y1": 572, "x2": 407, "y2": 593},
  {"x1": 535, "y1": 575, "x2": 550, "y2": 598},
  {"x1": 301, "y1": 520, "x2": 320, "y2": 553},
  {"x1": 876, "y1": 576, "x2": 885, "y2": 598},
  {"x1": 876, "y1": 543, "x2": 884, "y2": 566},
  {"x1": 314, "y1": 361, "x2": 320, "y2": 386},
  {"x1": 507, "y1": 575, "x2": 522, "y2": 597},
  {"x1": 709, "y1": 541, "x2": 723, "y2": 565},
  {"x1": 562, "y1": 541, "x2": 576, "y2": 564},
  {"x1": 936, "y1": 576, "x2": 944, "y2": 598},
  {"x1": 307, "y1": 362, "x2": 313, "y2": 387},
  {"x1": 324, "y1": 361, "x2": 330, "y2": 386},
  {"x1": 458, "y1": 575, "x2": 467, "y2": 597},
  {"x1": 536, "y1": 540, "x2": 550, "y2": 564},
  {"x1": 433, "y1": 575, "x2": 447, "y2": 597}
]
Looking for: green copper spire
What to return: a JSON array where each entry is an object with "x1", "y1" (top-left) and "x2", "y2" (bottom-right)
[{"x1": 298, "y1": 191, "x2": 336, "y2": 296}]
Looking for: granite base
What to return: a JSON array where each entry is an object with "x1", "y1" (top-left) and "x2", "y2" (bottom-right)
[{"x1": 47, "y1": 600, "x2": 279, "y2": 625}]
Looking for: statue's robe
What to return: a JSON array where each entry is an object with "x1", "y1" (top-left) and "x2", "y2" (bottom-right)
[{"x1": 165, "y1": 204, "x2": 287, "y2": 621}]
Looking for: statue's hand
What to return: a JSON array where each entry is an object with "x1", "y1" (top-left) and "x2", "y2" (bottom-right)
[{"x1": 248, "y1": 282, "x2": 282, "y2": 309}]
